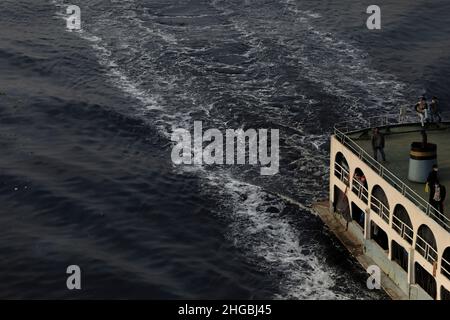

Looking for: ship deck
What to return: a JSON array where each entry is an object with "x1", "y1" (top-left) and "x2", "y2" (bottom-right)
[{"x1": 348, "y1": 123, "x2": 450, "y2": 220}]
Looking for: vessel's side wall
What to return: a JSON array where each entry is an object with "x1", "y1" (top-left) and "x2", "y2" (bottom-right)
[
  {"x1": 330, "y1": 135, "x2": 450, "y2": 300},
  {"x1": 364, "y1": 240, "x2": 410, "y2": 296}
]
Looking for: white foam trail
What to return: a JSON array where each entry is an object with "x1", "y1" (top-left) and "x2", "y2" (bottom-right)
[
  {"x1": 205, "y1": 172, "x2": 351, "y2": 299},
  {"x1": 51, "y1": 0, "x2": 386, "y2": 299},
  {"x1": 52, "y1": 0, "x2": 162, "y2": 114}
]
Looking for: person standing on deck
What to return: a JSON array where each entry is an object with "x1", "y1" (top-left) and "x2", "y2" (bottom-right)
[
  {"x1": 430, "y1": 96, "x2": 442, "y2": 123},
  {"x1": 372, "y1": 127, "x2": 386, "y2": 161},
  {"x1": 399, "y1": 105, "x2": 407, "y2": 123},
  {"x1": 415, "y1": 96, "x2": 428, "y2": 127},
  {"x1": 426, "y1": 165, "x2": 439, "y2": 193},
  {"x1": 430, "y1": 181, "x2": 446, "y2": 214}
]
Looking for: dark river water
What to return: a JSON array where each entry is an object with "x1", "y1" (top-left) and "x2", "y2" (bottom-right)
[{"x1": 0, "y1": 0, "x2": 448, "y2": 299}]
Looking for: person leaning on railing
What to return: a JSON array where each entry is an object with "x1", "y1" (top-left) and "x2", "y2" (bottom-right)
[
  {"x1": 415, "y1": 96, "x2": 428, "y2": 127},
  {"x1": 429, "y1": 96, "x2": 442, "y2": 123},
  {"x1": 399, "y1": 105, "x2": 407, "y2": 123}
]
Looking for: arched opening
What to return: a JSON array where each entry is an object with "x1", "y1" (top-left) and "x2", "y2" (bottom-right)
[
  {"x1": 415, "y1": 262, "x2": 437, "y2": 299},
  {"x1": 392, "y1": 204, "x2": 414, "y2": 244},
  {"x1": 441, "y1": 286, "x2": 450, "y2": 300},
  {"x1": 371, "y1": 221, "x2": 389, "y2": 251},
  {"x1": 351, "y1": 202, "x2": 365, "y2": 229},
  {"x1": 391, "y1": 240, "x2": 408, "y2": 272},
  {"x1": 370, "y1": 185, "x2": 390, "y2": 223},
  {"x1": 333, "y1": 186, "x2": 351, "y2": 223},
  {"x1": 415, "y1": 225, "x2": 438, "y2": 264},
  {"x1": 334, "y1": 152, "x2": 350, "y2": 186},
  {"x1": 352, "y1": 168, "x2": 369, "y2": 203},
  {"x1": 442, "y1": 247, "x2": 450, "y2": 280}
]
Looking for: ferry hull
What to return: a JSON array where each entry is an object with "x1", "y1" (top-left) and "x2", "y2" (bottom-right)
[{"x1": 313, "y1": 201, "x2": 433, "y2": 300}]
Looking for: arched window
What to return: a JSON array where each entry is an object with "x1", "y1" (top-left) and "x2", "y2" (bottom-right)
[
  {"x1": 415, "y1": 262, "x2": 437, "y2": 299},
  {"x1": 334, "y1": 152, "x2": 350, "y2": 186},
  {"x1": 442, "y1": 247, "x2": 450, "y2": 280},
  {"x1": 392, "y1": 204, "x2": 413, "y2": 244},
  {"x1": 352, "y1": 168, "x2": 368, "y2": 203},
  {"x1": 415, "y1": 225, "x2": 438, "y2": 264},
  {"x1": 333, "y1": 186, "x2": 351, "y2": 223},
  {"x1": 351, "y1": 202, "x2": 365, "y2": 229},
  {"x1": 442, "y1": 286, "x2": 450, "y2": 300},
  {"x1": 371, "y1": 221, "x2": 389, "y2": 251},
  {"x1": 392, "y1": 240, "x2": 408, "y2": 272},
  {"x1": 370, "y1": 185, "x2": 390, "y2": 223}
]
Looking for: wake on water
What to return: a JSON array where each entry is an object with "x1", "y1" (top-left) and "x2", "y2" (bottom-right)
[{"x1": 51, "y1": 0, "x2": 407, "y2": 299}]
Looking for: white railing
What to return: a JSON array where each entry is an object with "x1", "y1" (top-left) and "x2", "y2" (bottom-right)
[
  {"x1": 334, "y1": 114, "x2": 417, "y2": 134},
  {"x1": 352, "y1": 178, "x2": 369, "y2": 203},
  {"x1": 334, "y1": 162, "x2": 349, "y2": 186},
  {"x1": 334, "y1": 115, "x2": 450, "y2": 232},
  {"x1": 392, "y1": 215, "x2": 414, "y2": 244},
  {"x1": 415, "y1": 234, "x2": 438, "y2": 264},
  {"x1": 371, "y1": 196, "x2": 390, "y2": 223},
  {"x1": 442, "y1": 257, "x2": 450, "y2": 279}
]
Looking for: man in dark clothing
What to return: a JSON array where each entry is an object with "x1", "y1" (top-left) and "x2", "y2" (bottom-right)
[
  {"x1": 427, "y1": 165, "x2": 439, "y2": 188},
  {"x1": 429, "y1": 181, "x2": 446, "y2": 214},
  {"x1": 372, "y1": 128, "x2": 386, "y2": 161},
  {"x1": 430, "y1": 96, "x2": 442, "y2": 123}
]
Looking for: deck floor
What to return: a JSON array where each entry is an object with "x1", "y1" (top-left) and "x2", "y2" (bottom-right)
[{"x1": 349, "y1": 124, "x2": 450, "y2": 219}]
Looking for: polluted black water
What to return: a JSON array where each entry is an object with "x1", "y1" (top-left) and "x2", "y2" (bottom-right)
[{"x1": 0, "y1": 0, "x2": 449, "y2": 299}]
